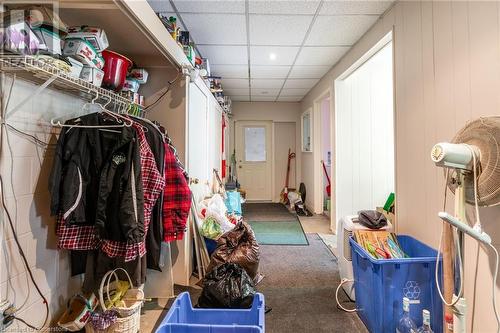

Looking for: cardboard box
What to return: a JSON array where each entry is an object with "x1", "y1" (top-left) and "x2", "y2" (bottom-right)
[
  {"x1": 129, "y1": 68, "x2": 148, "y2": 84},
  {"x1": 0, "y1": 12, "x2": 41, "y2": 55},
  {"x1": 80, "y1": 66, "x2": 104, "y2": 87},
  {"x1": 67, "y1": 26, "x2": 108, "y2": 52},
  {"x1": 32, "y1": 27, "x2": 62, "y2": 55},
  {"x1": 63, "y1": 38, "x2": 104, "y2": 69},
  {"x1": 123, "y1": 78, "x2": 140, "y2": 93},
  {"x1": 67, "y1": 57, "x2": 83, "y2": 78}
]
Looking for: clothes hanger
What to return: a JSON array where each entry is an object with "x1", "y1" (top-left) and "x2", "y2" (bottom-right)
[{"x1": 50, "y1": 91, "x2": 131, "y2": 129}]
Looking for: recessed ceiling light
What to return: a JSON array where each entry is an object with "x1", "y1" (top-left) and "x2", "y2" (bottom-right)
[{"x1": 269, "y1": 53, "x2": 277, "y2": 60}]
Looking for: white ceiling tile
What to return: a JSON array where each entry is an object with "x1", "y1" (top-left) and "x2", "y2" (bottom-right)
[
  {"x1": 305, "y1": 15, "x2": 379, "y2": 46},
  {"x1": 182, "y1": 14, "x2": 246, "y2": 44},
  {"x1": 320, "y1": 1, "x2": 393, "y2": 15},
  {"x1": 249, "y1": 0, "x2": 320, "y2": 15},
  {"x1": 283, "y1": 78, "x2": 319, "y2": 89},
  {"x1": 222, "y1": 78, "x2": 249, "y2": 89},
  {"x1": 173, "y1": 0, "x2": 245, "y2": 13},
  {"x1": 198, "y1": 45, "x2": 247, "y2": 65},
  {"x1": 249, "y1": 15, "x2": 312, "y2": 45},
  {"x1": 147, "y1": 0, "x2": 174, "y2": 13},
  {"x1": 251, "y1": 65, "x2": 290, "y2": 79},
  {"x1": 250, "y1": 46, "x2": 299, "y2": 66},
  {"x1": 251, "y1": 88, "x2": 281, "y2": 96},
  {"x1": 280, "y1": 88, "x2": 310, "y2": 96},
  {"x1": 224, "y1": 88, "x2": 251, "y2": 95},
  {"x1": 295, "y1": 46, "x2": 349, "y2": 66},
  {"x1": 288, "y1": 65, "x2": 330, "y2": 79},
  {"x1": 211, "y1": 64, "x2": 249, "y2": 78},
  {"x1": 231, "y1": 95, "x2": 251, "y2": 102},
  {"x1": 251, "y1": 96, "x2": 277, "y2": 101},
  {"x1": 251, "y1": 79, "x2": 285, "y2": 88},
  {"x1": 278, "y1": 96, "x2": 303, "y2": 102}
]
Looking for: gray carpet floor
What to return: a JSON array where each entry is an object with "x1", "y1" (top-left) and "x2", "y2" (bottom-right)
[
  {"x1": 151, "y1": 203, "x2": 367, "y2": 333},
  {"x1": 259, "y1": 233, "x2": 367, "y2": 333}
]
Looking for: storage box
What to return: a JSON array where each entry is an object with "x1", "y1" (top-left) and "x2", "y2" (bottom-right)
[
  {"x1": 67, "y1": 26, "x2": 109, "y2": 52},
  {"x1": 129, "y1": 68, "x2": 148, "y2": 84},
  {"x1": 32, "y1": 27, "x2": 62, "y2": 55},
  {"x1": 350, "y1": 235, "x2": 443, "y2": 333},
  {"x1": 63, "y1": 38, "x2": 104, "y2": 69},
  {"x1": 67, "y1": 57, "x2": 83, "y2": 78},
  {"x1": 80, "y1": 66, "x2": 104, "y2": 87},
  {"x1": 157, "y1": 292, "x2": 265, "y2": 333},
  {"x1": 123, "y1": 78, "x2": 140, "y2": 93},
  {"x1": 0, "y1": 13, "x2": 41, "y2": 55}
]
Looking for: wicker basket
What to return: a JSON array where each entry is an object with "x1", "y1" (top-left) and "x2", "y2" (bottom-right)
[{"x1": 85, "y1": 268, "x2": 143, "y2": 333}]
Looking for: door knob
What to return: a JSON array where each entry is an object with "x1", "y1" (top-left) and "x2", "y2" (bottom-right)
[{"x1": 239, "y1": 165, "x2": 242, "y2": 169}]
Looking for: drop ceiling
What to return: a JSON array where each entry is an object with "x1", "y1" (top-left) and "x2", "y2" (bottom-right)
[{"x1": 148, "y1": 0, "x2": 394, "y2": 102}]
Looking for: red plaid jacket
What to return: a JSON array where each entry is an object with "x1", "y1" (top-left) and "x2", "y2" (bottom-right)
[
  {"x1": 56, "y1": 125, "x2": 165, "y2": 262},
  {"x1": 163, "y1": 143, "x2": 191, "y2": 241}
]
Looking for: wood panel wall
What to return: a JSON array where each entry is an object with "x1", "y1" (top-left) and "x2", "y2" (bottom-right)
[{"x1": 301, "y1": 2, "x2": 500, "y2": 331}]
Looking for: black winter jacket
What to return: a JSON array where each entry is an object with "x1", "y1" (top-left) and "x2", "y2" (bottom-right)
[{"x1": 49, "y1": 113, "x2": 145, "y2": 243}]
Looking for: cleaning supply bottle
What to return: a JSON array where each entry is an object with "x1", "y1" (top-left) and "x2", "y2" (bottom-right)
[
  {"x1": 417, "y1": 309, "x2": 434, "y2": 333},
  {"x1": 396, "y1": 297, "x2": 417, "y2": 333}
]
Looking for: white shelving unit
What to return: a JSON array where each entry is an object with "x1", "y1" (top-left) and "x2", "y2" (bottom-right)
[
  {"x1": 0, "y1": 55, "x2": 132, "y2": 114},
  {"x1": 59, "y1": 0, "x2": 193, "y2": 69}
]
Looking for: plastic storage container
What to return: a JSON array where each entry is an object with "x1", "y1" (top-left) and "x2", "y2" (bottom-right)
[
  {"x1": 156, "y1": 292, "x2": 265, "y2": 333},
  {"x1": 350, "y1": 235, "x2": 443, "y2": 333}
]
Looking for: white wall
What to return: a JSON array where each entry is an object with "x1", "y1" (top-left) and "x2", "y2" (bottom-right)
[
  {"x1": 335, "y1": 41, "x2": 394, "y2": 224},
  {"x1": 228, "y1": 102, "x2": 302, "y2": 201},
  {"x1": 0, "y1": 77, "x2": 82, "y2": 330},
  {"x1": 301, "y1": 2, "x2": 500, "y2": 332}
]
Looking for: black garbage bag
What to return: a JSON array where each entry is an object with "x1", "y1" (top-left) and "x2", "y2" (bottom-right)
[{"x1": 197, "y1": 263, "x2": 256, "y2": 309}]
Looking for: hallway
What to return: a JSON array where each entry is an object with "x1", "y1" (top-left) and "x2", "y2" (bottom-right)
[{"x1": 148, "y1": 203, "x2": 366, "y2": 332}]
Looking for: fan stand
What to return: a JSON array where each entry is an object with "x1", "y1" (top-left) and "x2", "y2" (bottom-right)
[
  {"x1": 451, "y1": 171, "x2": 466, "y2": 333},
  {"x1": 440, "y1": 170, "x2": 496, "y2": 333}
]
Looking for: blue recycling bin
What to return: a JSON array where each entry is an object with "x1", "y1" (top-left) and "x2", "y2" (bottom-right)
[
  {"x1": 350, "y1": 235, "x2": 443, "y2": 333},
  {"x1": 156, "y1": 292, "x2": 265, "y2": 333}
]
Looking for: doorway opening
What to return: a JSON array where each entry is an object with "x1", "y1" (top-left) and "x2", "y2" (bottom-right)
[
  {"x1": 334, "y1": 33, "x2": 395, "y2": 235},
  {"x1": 320, "y1": 96, "x2": 332, "y2": 220}
]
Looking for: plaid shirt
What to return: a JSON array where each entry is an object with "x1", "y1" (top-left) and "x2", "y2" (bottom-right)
[
  {"x1": 163, "y1": 143, "x2": 191, "y2": 241},
  {"x1": 57, "y1": 125, "x2": 165, "y2": 262}
]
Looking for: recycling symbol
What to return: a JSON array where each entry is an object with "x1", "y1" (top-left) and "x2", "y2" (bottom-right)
[{"x1": 403, "y1": 281, "x2": 421, "y2": 300}]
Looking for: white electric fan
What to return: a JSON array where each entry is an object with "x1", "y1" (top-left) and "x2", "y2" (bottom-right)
[{"x1": 431, "y1": 116, "x2": 500, "y2": 333}]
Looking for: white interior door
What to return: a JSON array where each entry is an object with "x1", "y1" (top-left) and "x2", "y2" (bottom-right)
[{"x1": 235, "y1": 121, "x2": 273, "y2": 201}]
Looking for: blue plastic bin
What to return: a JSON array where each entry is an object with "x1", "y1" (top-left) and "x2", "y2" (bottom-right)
[
  {"x1": 156, "y1": 292, "x2": 265, "y2": 333},
  {"x1": 204, "y1": 238, "x2": 218, "y2": 255},
  {"x1": 350, "y1": 235, "x2": 443, "y2": 333}
]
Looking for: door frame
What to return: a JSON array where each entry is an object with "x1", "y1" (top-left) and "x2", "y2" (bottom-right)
[
  {"x1": 333, "y1": 31, "x2": 395, "y2": 233},
  {"x1": 234, "y1": 120, "x2": 274, "y2": 202},
  {"x1": 313, "y1": 88, "x2": 333, "y2": 219}
]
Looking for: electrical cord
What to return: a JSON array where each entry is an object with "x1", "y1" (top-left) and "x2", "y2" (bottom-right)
[
  {"x1": 0, "y1": 76, "x2": 49, "y2": 329},
  {"x1": 6, "y1": 123, "x2": 54, "y2": 147},
  {"x1": 435, "y1": 169, "x2": 464, "y2": 307},
  {"x1": 0, "y1": 167, "x2": 49, "y2": 330},
  {"x1": 433, "y1": 146, "x2": 500, "y2": 332},
  {"x1": 12, "y1": 316, "x2": 38, "y2": 330},
  {"x1": 488, "y1": 243, "x2": 500, "y2": 333},
  {"x1": 335, "y1": 278, "x2": 356, "y2": 312},
  {"x1": 144, "y1": 70, "x2": 182, "y2": 111}
]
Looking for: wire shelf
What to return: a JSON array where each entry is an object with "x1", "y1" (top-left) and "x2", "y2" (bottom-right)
[{"x1": 0, "y1": 55, "x2": 132, "y2": 111}]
